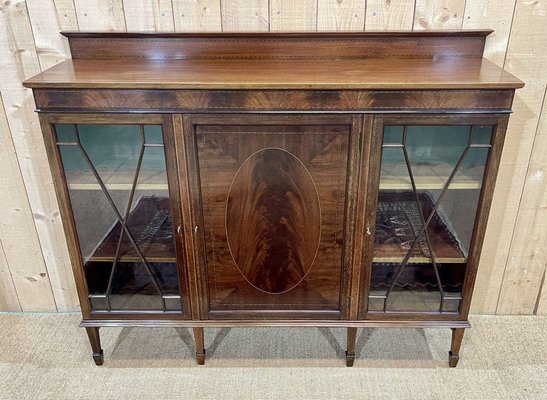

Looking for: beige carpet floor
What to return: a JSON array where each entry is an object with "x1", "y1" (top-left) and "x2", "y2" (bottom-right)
[{"x1": 0, "y1": 314, "x2": 545, "y2": 399}]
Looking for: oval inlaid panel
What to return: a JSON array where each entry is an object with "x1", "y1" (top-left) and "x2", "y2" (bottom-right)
[{"x1": 226, "y1": 148, "x2": 321, "y2": 294}]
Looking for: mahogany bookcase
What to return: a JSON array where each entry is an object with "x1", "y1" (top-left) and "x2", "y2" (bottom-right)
[{"x1": 24, "y1": 31, "x2": 523, "y2": 367}]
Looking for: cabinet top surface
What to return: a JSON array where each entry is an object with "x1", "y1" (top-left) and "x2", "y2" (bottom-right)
[{"x1": 23, "y1": 31, "x2": 524, "y2": 90}]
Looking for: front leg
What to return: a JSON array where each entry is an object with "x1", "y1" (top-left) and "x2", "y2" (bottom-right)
[
  {"x1": 193, "y1": 327, "x2": 206, "y2": 365},
  {"x1": 345, "y1": 327, "x2": 357, "y2": 367},
  {"x1": 85, "y1": 327, "x2": 104, "y2": 366},
  {"x1": 449, "y1": 328, "x2": 465, "y2": 367}
]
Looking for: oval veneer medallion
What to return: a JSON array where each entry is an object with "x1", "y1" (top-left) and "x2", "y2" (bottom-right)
[{"x1": 226, "y1": 148, "x2": 321, "y2": 294}]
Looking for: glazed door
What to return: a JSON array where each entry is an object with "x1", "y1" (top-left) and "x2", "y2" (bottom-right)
[
  {"x1": 42, "y1": 114, "x2": 190, "y2": 319},
  {"x1": 179, "y1": 114, "x2": 363, "y2": 319},
  {"x1": 360, "y1": 114, "x2": 507, "y2": 318}
]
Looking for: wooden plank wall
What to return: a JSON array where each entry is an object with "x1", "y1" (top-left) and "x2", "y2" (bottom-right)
[{"x1": 0, "y1": 0, "x2": 545, "y2": 315}]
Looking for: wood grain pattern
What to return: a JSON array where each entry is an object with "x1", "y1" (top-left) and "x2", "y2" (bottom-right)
[
  {"x1": 185, "y1": 114, "x2": 357, "y2": 318},
  {"x1": 1, "y1": 0, "x2": 543, "y2": 319},
  {"x1": 317, "y1": 0, "x2": 366, "y2": 31},
  {"x1": 365, "y1": 0, "x2": 415, "y2": 31},
  {"x1": 0, "y1": 94, "x2": 24, "y2": 312},
  {"x1": 52, "y1": 0, "x2": 79, "y2": 31},
  {"x1": 31, "y1": 88, "x2": 516, "y2": 113},
  {"x1": 226, "y1": 148, "x2": 321, "y2": 294},
  {"x1": 172, "y1": 0, "x2": 222, "y2": 32},
  {"x1": 74, "y1": 0, "x2": 126, "y2": 31},
  {"x1": 538, "y1": 254, "x2": 547, "y2": 314},
  {"x1": 348, "y1": 116, "x2": 373, "y2": 319},
  {"x1": 23, "y1": 58, "x2": 523, "y2": 91},
  {"x1": 472, "y1": 0, "x2": 547, "y2": 315},
  {"x1": 0, "y1": 0, "x2": 76, "y2": 311},
  {"x1": 463, "y1": 0, "x2": 517, "y2": 67},
  {"x1": 39, "y1": 112, "x2": 191, "y2": 321},
  {"x1": 270, "y1": 0, "x2": 317, "y2": 31},
  {"x1": 123, "y1": 0, "x2": 175, "y2": 32},
  {"x1": 172, "y1": 114, "x2": 202, "y2": 319},
  {"x1": 413, "y1": 0, "x2": 466, "y2": 30},
  {"x1": 221, "y1": 0, "x2": 269, "y2": 31},
  {"x1": 499, "y1": 87, "x2": 547, "y2": 314},
  {"x1": 26, "y1": 0, "x2": 72, "y2": 70},
  {"x1": 0, "y1": 239, "x2": 20, "y2": 311},
  {"x1": 459, "y1": 115, "x2": 510, "y2": 318},
  {"x1": 60, "y1": 31, "x2": 491, "y2": 60}
]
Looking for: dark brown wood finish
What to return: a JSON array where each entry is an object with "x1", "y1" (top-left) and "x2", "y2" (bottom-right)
[
  {"x1": 39, "y1": 113, "x2": 192, "y2": 321},
  {"x1": 193, "y1": 327, "x2": 205, "y2": 365},
  {"x1": 24, "y1": 32, "x2": 523, "y2": 91},
  {"x1": 226, "y1": 148, "x2": 322, "y2": 294},
  {"x1": 358, "y1": 113, "x2": 508, "y2": 321},
  {"x1": 26, "y1": 32, "x2": 522, "y2": 367},
  {"x1": 80, "y1": 319, "x2": 472, "y2": 328},
  {"x1": 346, "y1": 327, "x2": 358, "y2": 367},
  {"x1": 85, "y1": 327, "x2": 103, "y2": 366},
  {"x1": 63, "y1": 31, "x2": 491, "y2": 60},
  {"x1": 24, "y1": 59, "x2": 523, "y2": 90},
  {"x1": 181, "y1": 114, "x2": 361, "y2": 320},
  {"x1": 459, "y1": 115, "x2": 510, "y2": 318},
  {"x1": 449, "y1": 328, "x2": 466, "y2": 367},
  {"x1": 31, "y1": 88, "x2": 516, "y2": 113}
]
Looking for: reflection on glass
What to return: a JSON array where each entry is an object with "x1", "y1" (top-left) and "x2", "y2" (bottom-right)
[
  {"x1": 370, "y1": 125, "x2": 492, "y2": 313},
  {"x1": 55, "y1": 124, "x2": 181, "y2": 312}
]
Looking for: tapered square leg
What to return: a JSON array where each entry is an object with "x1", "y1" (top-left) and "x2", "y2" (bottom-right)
[
  {"x1": 345, "y1": 327, "x2": 357, "y2": 367},
  {"x1": 85, "y1": 327, "x2": 104, "y2": 366},
  {"x1": 449, "y1": 328, "x2": 465, "y2": 367},
  {"x1": 193, "y1": 327, "x2": 205, "y2": 365}
]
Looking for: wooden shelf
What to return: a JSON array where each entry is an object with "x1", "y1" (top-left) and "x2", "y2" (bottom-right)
[
  {"x1": 65, "y1": 169, "x2": 168, "y2": 191},
  {"x1": 87, "y1": 256, "x2": 176, "y2": 263},
  {"x1": 380, "y1": 163, "x2": 483, "y2": 190},
  {"x1": 380, "y1": 178, "x2": 481, "y2": 190},
  {"x1": 68, "y1": 183, "x2": 168, "y2": 190},
  {"x1": 373, "y1": 256, "x2": 466, "y2": 264}
]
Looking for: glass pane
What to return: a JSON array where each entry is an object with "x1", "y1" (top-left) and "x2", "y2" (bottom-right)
[
  {"x1": 370, "y1": 124, "x2": 490, "y2": 313},
  {"x1": 144, "y1": 125, "x2": 164, "y2": 145},
  {"x1": 56, "y1": 124, "x2": 77, "y2": 143},
  {"x1": 55, "y1": 124, "x2": 181, "y2": 312},
  {"x1": 472, "y1": 125, "x2": 493, "y2": 145},
  {"x1": 383, "y1": 126, "x2": 403, "y2": 144}
]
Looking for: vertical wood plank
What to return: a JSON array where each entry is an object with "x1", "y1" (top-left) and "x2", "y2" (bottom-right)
[
  {"x1": 0, "y1": 238, "x2": 21, "y2": 311},
  {"x1": 497, "y1": 87, "x2": 547, "y2": 314},
  {"x1": 472, "y1": 0, "x2": 547, "y2": 314},
  {"x1": 463, "y1": 0, "x2": 516, "y2": 67},
  {"x1": 365, "y1": 0, "x2": 415, "y2": 31},
  {"x1": 538, "y1": 268, "x2": 547, "y2": 315},
  {"x1": 0, "y1": 1, "x2": 77, "y2": 312},
  {"x1": 270, "y1": 0, "x2": 318, "y2": 31},
  {"x1": 74, "y1": 0, "x2": 126, "y2": 31},
  {"x1": 27, "y1": 0, "x2": 72, "y2": 70},
  {"x1": 0, "y1": 94, "x2": 23, "y2": 312},
  {"x1": 221, "y1": 0, "x2": 269, "y2": 31},
  {"x1": 317, "y1": 0, "x2": 366, "y2": 31},
  {"x1": 52, "y1": 0, "x2": 79, "y2": 31},
  {"x1": 26, "y1": 0, "x2": 80, "y2": 312},
  {"x1": 172, "y1": 0, "x2": 222, "y2": 32},
  {"x1": 123, "y1": 0, "x2": 175, "y2": 31},
  {"x1": 0, "y1": 87, "x2": 55, "y2": 312},
  {"x1": 413, "y1": 0, "x2": 466, "y2": 30}
]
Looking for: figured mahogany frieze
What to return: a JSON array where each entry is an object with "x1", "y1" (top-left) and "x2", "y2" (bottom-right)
[{"x1": 33, "y1": 89, "x2": 514, "y2": 113}]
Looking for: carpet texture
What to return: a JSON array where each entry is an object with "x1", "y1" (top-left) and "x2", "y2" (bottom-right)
[{"x1": 0, "y1": 314, "x2": 545, "y2": 399}]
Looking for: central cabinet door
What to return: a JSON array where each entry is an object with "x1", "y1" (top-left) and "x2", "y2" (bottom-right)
[{"x1": 180, "y1": 115, "x2": 363, "y2": 319}]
